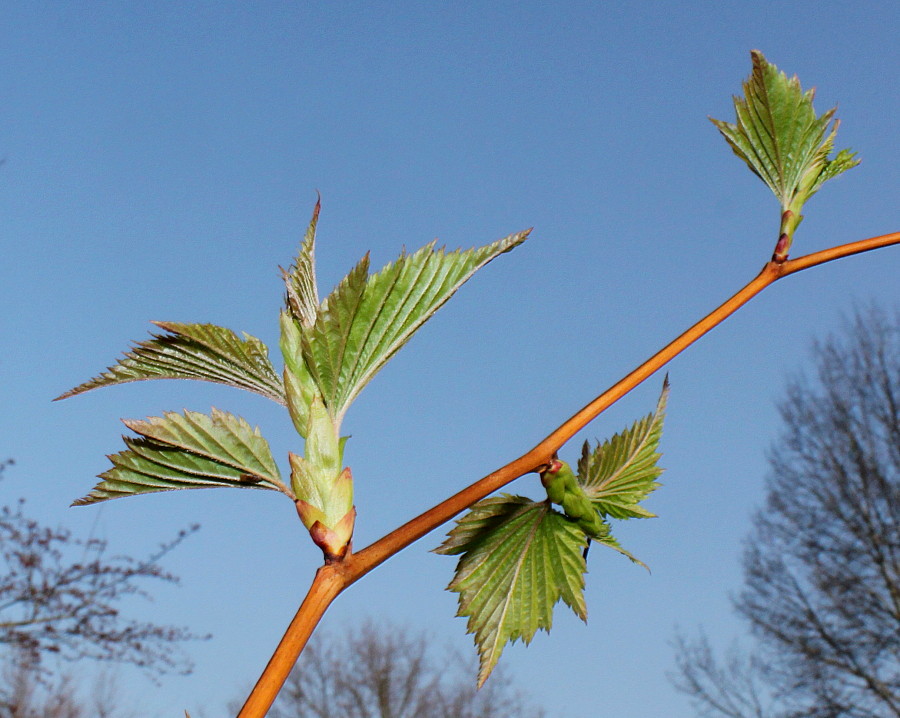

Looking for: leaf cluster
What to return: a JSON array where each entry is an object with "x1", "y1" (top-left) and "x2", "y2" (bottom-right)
[
  {"x1": 53, "y1": 50, "x2": 876, "y2": 700},
  {"x1": 285, "y1": 217, "x2": 528, "y2": 427},
  {"x1": 710, "y1": 51, "x2": 859, "y2": 255},
  {"x1": 58, "y1": 201, "x2": 528, "y2": 561},
  {"x1": 436, "y1": 381, "x2": 668, "y2": 685}
]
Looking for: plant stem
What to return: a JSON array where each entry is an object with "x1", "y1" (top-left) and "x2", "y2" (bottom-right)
[
  {"x1": 238, "y1": 230, "x2": 899, "y2": 717},
  {"x1": 236, "y1": 565, "x2": 346, "y2": 717},
  {"x1": 349, "y1": 230, "x2": 900, "y2": 578}
]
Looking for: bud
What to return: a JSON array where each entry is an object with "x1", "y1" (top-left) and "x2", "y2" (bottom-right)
[
  {"x1": 542, "y1": 459, "x2": 607, "y2": 538},
  {"x1": 540, "y1": 459, "x2": 568, "y2": 505},
  {"x1": 290, "y1": 459, "x2": 355, "y2": 561},
  {"x1": 301, "y1": 504, "x2": 356, "y2": 562},
  {"x1": 774, "y1": 209, "x2": 802, "y2": 262}
]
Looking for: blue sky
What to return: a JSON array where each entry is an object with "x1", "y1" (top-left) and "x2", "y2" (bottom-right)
[{"x1": 2, "y1": 2, "x2": 899, "y2": 716}]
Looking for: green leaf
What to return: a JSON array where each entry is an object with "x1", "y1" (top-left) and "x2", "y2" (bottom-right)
[
  {"x1": 710, "y1": 50, "x2": 858, "y2": 232},
  {"x1": 56, "y1": 322, "x2": 285, "y2": 405},
  {"x1": 279, "y1": 310, "x2": 322, "y2": 438},
  {"x1": 300, "y1": 253, "x2": 370, "y2": 419},
  {"x1": 303, "y1": 230, "x2": 530, "y2": 423},
  {"x1": 436, "y1": 385, "x2": 669, "y2": 682},
  {"x1": 434, "y1": 495, "x2": 587, "y2": 687},
  {"x1": 578, "y1": 378, "x2": 668, "y2": 519},
  {"x1": 283, "y1": 198, "x2": 321, "y2": 329},
  {"x1": 303, "y1": 395, "x2": 343, "y2": 478},
  {"x1": 73, "y1": 408, "x2": 290, "y2": 506}
]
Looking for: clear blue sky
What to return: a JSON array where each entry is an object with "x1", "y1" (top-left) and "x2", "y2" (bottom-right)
[{"x1": 2, "y1": 2, "x2": 898, "y2": 716}]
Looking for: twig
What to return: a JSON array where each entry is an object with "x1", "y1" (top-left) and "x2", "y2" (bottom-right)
[
  {"x1": 237, "y1": 565, "x2": 345, "y2": 717},
  {"x1": 238, "y1": 230, "x2": 900, "y2": 717}
]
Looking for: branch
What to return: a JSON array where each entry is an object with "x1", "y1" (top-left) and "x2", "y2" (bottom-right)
[
  {"x1": 238, "y1": 230, "x2": 899, "y2": 718},
  {"x1": 348, "y1": 230, "x2": 900, "y2": 579},
  {"x1": 236, "y1": 564, "x2": 345, "y2": 718}
]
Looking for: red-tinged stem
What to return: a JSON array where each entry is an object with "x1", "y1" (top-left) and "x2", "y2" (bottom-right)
[{"x1": 238, "y1": 230, "x2": 899, "y2": 717}]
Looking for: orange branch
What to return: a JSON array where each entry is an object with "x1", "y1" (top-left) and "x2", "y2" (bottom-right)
[
  {"x1": 780, "y1": 232, "x2": 899, "y2": 275},
  {"x1": 236, "y1": 564, "x2": 347, "y2": 718},
  {"x1": 345, "y1": 264, "x2": 778, "y2": 580},
  {"x1": 349, "y1": 230, "x2": 900, "y2": 580},
  {"x1": 239, "y1": 229, "x2": 898, "y2": 717}
]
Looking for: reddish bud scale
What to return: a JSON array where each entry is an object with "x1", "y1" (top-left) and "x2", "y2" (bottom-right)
[{"x1": 306, "y1": 507, "x2": 356, "y2": 562}]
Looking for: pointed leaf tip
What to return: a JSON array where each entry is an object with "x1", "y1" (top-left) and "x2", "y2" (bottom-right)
[{"x1": 284, "y1": 200, "x2": 324, "y2": 327}]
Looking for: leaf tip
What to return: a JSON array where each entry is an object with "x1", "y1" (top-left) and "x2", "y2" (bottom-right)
[{"x1": 475, "y1": 670, "x2": 491, "y2": 691}]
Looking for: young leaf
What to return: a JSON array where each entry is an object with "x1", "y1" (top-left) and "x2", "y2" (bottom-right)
[
  {"x1": 434, "y1": 495, "x2": 587, "y2": 687},
  {"x1": 303, "y1": 230, "x2": 530, "y2": 423},
  {"x1": 282, "y1": 198, "x2": 321, "y2": 329},
  {"x1": 73, "y1": 408, "x2": 290, "y2": 506},
  {"x1": 577, "y1": 379, "x2": 668, "y2": 519},
  {"x1": 710, "y1": 50, "x2": 858, "y2": 207},
  {"x1": 57, "y1": 322, "x2": 285, "y2": 405},
  {"x1": 280, "y1": 310, "x2": 322, "y2": 439},
  {"x1": 710, "y1": 51, "x2": 858, "y2": 256},
  {"x1": 300, "y1": 253, "x2": 370, "y2": 419}
]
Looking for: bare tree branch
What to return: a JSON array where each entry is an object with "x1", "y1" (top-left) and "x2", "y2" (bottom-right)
[
  {"x1": 235, "y1": 621, "x2": 545, "y2": 718},
  {"x1": 0, "y1": 649, "x2": 137, "y2": 718},
  {"x1": 0, "y1": 460, "x2": 207, "y2": 677}
]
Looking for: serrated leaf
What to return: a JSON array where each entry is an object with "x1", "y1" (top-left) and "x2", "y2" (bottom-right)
[
  {"x1": 435, "y1": 495, "x2": 587, "y2": 687},
  {"x1": 817, "y1": 146, "x2": 859, "y2": 187},
  {"x1": 73, "y1": 408, "x2": 290, "y2": 506},
  {"x1": 279, "y1": 310, "x2": 322, "y2": 438},
  {"x1": 303, "y1": 230, "x2": 529, "y2": 423},
  {"x1": 590, "y1": 531, "x2": 648, "y2": 570},
  {"x1": 283, "y1": 198, "x2": 321, "y2": 328},
  {"x1": 578, "y1": 379, "x2": 668, "y2": 519},
  {"x1": 300, "y1": 253, "x2": 370, "y2": 418},
  {"x1": 710, "y1": 50, "x2": 858, "y2": 210},
  {"x1": 57, "y1": 322, "x2": 285, "y2": 405}
]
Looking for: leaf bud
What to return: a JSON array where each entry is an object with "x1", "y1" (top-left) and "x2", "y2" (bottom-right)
[{"x1": 540, "y1": 459, "x2": 570, "y2": 505}]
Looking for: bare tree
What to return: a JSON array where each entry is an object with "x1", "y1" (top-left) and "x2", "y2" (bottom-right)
[
  {"x1": 0, "y1": 650, "x2": 136, "y2": 718},
  {"x1": 0, "y1": 655, "x2": 83, "y2": 718},
  {"x1": 240, "y1": 621, "x2": 545, "y2": 718},
  {"x1": 0, "y1": 458, "x2": 204, "y2": 676},
  {"x1": 672, "y1": 306, "x2": 900, "y2": 717}
]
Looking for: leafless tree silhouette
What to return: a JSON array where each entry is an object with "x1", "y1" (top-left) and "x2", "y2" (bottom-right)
[
  {"x1": 238, "y1": 621, "x2": 546, "y2": 718},
  {"x1": 0, "y1": 458, "x2": 205, "y2": 716},
  {"x1": 673, "y1": 306, "x2": 900, "y2": 717}
]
